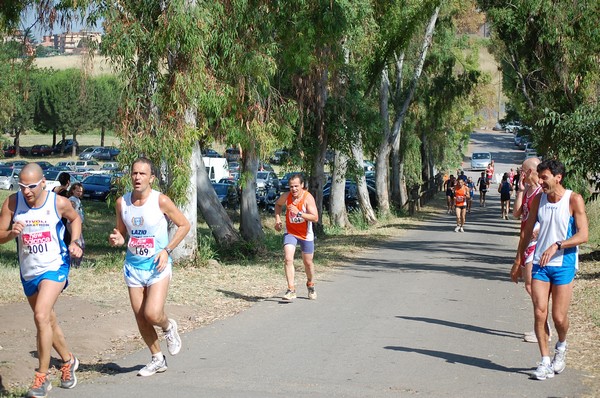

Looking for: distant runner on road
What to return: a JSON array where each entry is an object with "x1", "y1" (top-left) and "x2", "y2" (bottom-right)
[
  {"x1": 514, "y1": 159, "x2": 588, "y2": 381},
  {"x1": 109, "y1": 157, "x2": 190, "y2": 377},
  {"x1": 274, "y1": 173, "x2": 319, "y2": 301}
]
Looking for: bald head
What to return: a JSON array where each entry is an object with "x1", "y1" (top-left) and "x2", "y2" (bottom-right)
[
  {"x1": 522, "y1": 157, "x2": 540, "y2": 172},
  {"x1": 19, "y1": 163, "x2": 44, "y2": 181}
]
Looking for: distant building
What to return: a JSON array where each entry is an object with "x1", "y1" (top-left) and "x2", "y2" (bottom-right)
[{"x1": 57, "y1": 31, "x2": 102, "y2": 54}]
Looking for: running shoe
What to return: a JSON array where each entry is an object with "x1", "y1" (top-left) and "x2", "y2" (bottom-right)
[
  {"x1": 282, "y1": 289, "x2": 296, "y2": 301},
  {"x1": 531, "y1": 363, "x2": 555, "y2": 380},
  {"x1": 307, "y1": 286, "x2": 317, "y2": 300},
  {"x1": 137, "y1": 355, "x2": 168, "y2": 377},
  {"x1": 164, "y1": 319, "x2": 182, "y2": 355},
  {"x1": 60, "y1": 354, "x2": 79, "y2": 389},
  {"x1": 459, "y1": 227, "x2": 464, "y2": 233},
  {"x1": 552, "y1": 343, "x2": 567, "y2": 374},
  {"x1": 454, "y1": 226, "x2": 460, "y2": 232},
  {"x1": 25, "y1": 372, "x2": 51, "y2": 398}
]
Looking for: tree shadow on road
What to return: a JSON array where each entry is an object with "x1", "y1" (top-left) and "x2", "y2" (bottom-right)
[
  {"x1": 383, "y1": 345, "x2": 531, "y2": 375},
  {"x1": 396, "y1": 316, "x2": 522, "y2": 339}
]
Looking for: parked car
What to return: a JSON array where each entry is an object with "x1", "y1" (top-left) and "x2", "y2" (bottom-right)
[
  {"x1": 270, "y1": 150, "x2": 289, "y2": 165},
  {"x1": 228, "y1": 161, "x2": 240, "y2": 174},
  {"x1": 53, "y1": 139, "x2": 79, "y2": 154},
  {"x1": 35, "y1": 161, "x2": 54, "y2": 170},
  {"x1": 82, "y1": 175, "x2": 117, "y2": 201},
  {"x1": 256, "y1": 171, "x2": 280, "y2": 191},
  {"x1": 202, "y1": 148, "x2": 221, "y2": 158},
  {"x1": 55, "y1": 160, "x2": 77, "y2": 170},
  {"x1": 280, "y1": 172, "x2": 304, "y2": 191},
  {"x1": 3, "y1": 145, "x2": 29, "y2": 157},
  {"x1": 30, "y1": 145, "x2": 53, "y2": 157},
  {"x1": 43, "y1": 170, "x2": 73, "y2": 191},
  {"x1": 47, "y1": 166, "x2": 72, "y2": 173},
  {"x1": 74, "y1": 160, "x2": 101, "y2": 172},
  {"x1": 212, "y1": 182, "x2": 239, "y2": 209},
  {"x1": 0, "y1": 167, "x2": 19, "y2": 190},
  {"x1": 79, "y1": 147, "x2": 104, "y2": 160},
  {"x1": 224, "y1": 147, "x2": 242, "y2": 162},
  {"x1": 322, "y1": 180, "x2": 378, "y2": 212},
  {"x1": 470, "y1": 152, "x2": 492, "y2": 171},
  {"x1": 94, "y1": 146, "x2": 120, "y2": 160},
  {"x1": 3, "y1": 160, "x2": 29, "y2": 169}
]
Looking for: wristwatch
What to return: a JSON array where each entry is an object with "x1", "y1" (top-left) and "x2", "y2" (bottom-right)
[
  {"x1": 297, "y1": 211, "x2": 303, "y2": 218},
  {"x1": 555, "y1": 241, "x2": 563, "y2": 250},
  {"x1": 165, "y1": 247, "x2": 173, "y2": 255},
  {"x1": 72, "y1": 239, "x2": 83, "y2": 248}
]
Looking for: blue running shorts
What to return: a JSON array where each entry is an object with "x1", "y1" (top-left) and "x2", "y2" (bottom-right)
[
  {"x1": 21, "y1": 263, "x2": 69, "y2": 297},
  {"x1": 532, "y1": 264, "x2": 576, "y2": 285},
  {"x1": 283, "y1": 233, "x2": 314, "y2": 254}
]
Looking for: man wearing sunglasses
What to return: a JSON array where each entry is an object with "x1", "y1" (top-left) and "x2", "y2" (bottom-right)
[{"x1": 0, "y1": 163, "x2": 83, "y2": 398}]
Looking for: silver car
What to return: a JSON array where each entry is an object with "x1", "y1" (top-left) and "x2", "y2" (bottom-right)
[
  {"x1": 0, "y1": 167, "x2": 19, "y2": 190},
  {"x1": 470, "y1": 152, "x2": 492, "y2": 171}
]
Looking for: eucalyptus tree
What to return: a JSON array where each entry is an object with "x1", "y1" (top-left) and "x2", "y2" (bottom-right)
[
  {"x1": 274, "y1": 0, "x2": 372, "y2": 233},
  {"x1": 365, "y1": 0, "x2": 441, "y2": 215},
  {"x1": 479, "y1": 0, "x2": 600, "y2": 180},
  {"x1": 33, "y1": 68, "x2": 60, "y2": 146},
  {"x1": 202, "y1": 1, "x2": 297, "y2": 245},
  {"x1": 100, "y1": 0, "x2": 244, "y2": 258}
]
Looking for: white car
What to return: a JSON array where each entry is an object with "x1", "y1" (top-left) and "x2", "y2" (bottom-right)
[
  {"x1": 74, "y1": 160, "x2": 101, "y2": 172},
  {"x1": 470, "y1": 152, "x2": 492, "y2": 171},
  {"x1": 0, "y1": 167, "x2": 19, "y2": 190}
]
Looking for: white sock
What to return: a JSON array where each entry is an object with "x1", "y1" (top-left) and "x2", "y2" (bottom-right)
[
  {"x1": 556, "y1": 340, "x2": 567, "y2": 351},
  {"x1": 541, "y1": 356, "x2": 551, "y2": 366},
  {"x1": 152, "y1": 352, "x2": 163, "y2": 360}
]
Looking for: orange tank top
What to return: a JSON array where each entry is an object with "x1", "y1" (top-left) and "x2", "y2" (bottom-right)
[
  {"x1": 455, "y1": 186, "x2": 468, "y2": 207},
  {"x1": 285, "y1": 191, "x2": 314, "y2": 241}
]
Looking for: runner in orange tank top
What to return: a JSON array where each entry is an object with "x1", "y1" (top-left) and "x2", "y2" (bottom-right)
[
  {"x1": 274, "y1": 173, "x2": 319, "y2": 301},
  {"x1": 453, "y1": 178, "x2": 469, "y2": 232}
]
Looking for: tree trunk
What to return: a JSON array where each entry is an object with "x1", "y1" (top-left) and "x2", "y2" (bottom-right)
[
  {"x1": 71, "y1": 132, "x2": 77, "y2": 157},
  {"x1": 52, "y1": 129, "x2": 57, "y2": 147},
  {"x1": 376, "y1": 66, "x2": 392, "y2": 215},
  {"x1": 351, "y1": 138, "x2": 377, "y2": 224},
  {"x1": 239, "y1": 146, "x2": 265, "y2": 244},
  {"x1": 171, "y1": 139, "x2": 198, "y2": 261},
  {"x1": 101, "y1": 125, "x2": 105, "y2": 147},
  {"x1": 308, "y1": 66, "x2": 329, "y2": 236},
  {"x1": 196, "y1": 147, "x2": 242, "y2": 247},
  {"x1": 330, "y1": 150, "x2": 350, "y2": 227}
]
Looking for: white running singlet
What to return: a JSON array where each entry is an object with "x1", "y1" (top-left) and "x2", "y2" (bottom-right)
[
  {"x1": 13, "y1": 191, "x2": 68, "y2": 281},
  {"x1": 121, "y1": 190, "x2": 170, "y2": 271},
  {"x1": 533, "y1": 190, "x2": 578, "y2": 268}
]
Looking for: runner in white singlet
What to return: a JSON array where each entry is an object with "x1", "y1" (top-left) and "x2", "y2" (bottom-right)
[
  {"x1": 0, "y1": 164, "x2": 83, "y2": 397},
  {"x1": 515, "y1": 159, "x2": 588, "y2": 381},
  {"x1": 109, "y1": 158, "x2": 190, "y2": 377}
]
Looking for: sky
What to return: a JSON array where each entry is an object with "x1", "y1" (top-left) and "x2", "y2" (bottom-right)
[{"x1": 21, "y1": 6, "x2": 103, "y2": 41}]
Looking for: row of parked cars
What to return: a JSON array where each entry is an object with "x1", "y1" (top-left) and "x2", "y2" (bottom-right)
[
  {"x1": 2, "y1": 140, "x2": 120, "y2": 161},
  {"x1": 0, "y1": 159, "x2": 121, "y2": 201}
]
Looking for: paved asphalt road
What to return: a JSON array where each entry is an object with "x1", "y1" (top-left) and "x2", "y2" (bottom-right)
[{"x1": 55, "y1": 131, "x2": 591, "y2": 397}]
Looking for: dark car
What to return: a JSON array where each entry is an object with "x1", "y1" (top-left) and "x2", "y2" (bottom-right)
[
  {"x1": 212, "y1": 182, "x2": 239, "y2": 209},
  {"x1": 52, "y1": 139, "x2": 79, "y2": 154},
  {"x1": 3, "y1": 160, "x2": 29, "y2": 169},
  {"x1": 202, "y1": 148, "x2": 221, "y2": 158},
  {"x1": 224, "y1": 147, "x2": 242, "y2": 162},
  {"x1": 322, "y1": 180, "x2": 378, "y2": 212},
  {"x1": 82, "y1": 175, "x2": 116, "y2": 201},
  {"x1": 30, "y1": 145, "x2": 53, "y2": 157},
  {"x1": 270, "y1": 150, "x2": 289, "y2": 165},
  {"x1": 280, "y1": 172, "x2": 304, "y2": 191},
  {"x1": 94, "y1": 146, "x2": 121, "y2": 160},
  {"x1": 3, "y1": 145, "x2": 29, "y2": 157},
  {"x1": 35, "y1": 161, "x2": 54, "y2": 170}
]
